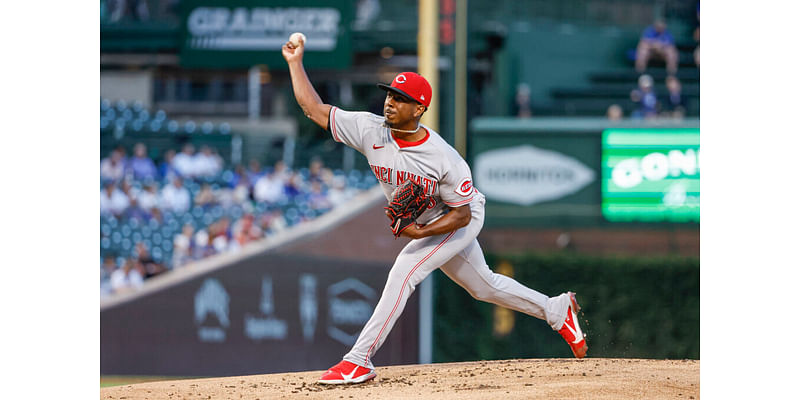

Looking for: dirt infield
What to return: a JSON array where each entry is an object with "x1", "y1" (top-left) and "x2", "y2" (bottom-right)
[{"x1": 100, "y1": 358, "x2": 699, "y2": 399}]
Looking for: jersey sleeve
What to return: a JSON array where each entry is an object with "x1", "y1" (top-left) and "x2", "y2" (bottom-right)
[
  {"x1": 328, "y1": 106, "x2": 372, "y2": 152},
  {"x1": 438, "y1": 157, "x2": 475, "y2": 207}
]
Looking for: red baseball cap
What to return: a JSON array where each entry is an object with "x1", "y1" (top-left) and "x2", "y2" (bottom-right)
[{"x1": 377, "y1": 72, "x2": 432, "y2": 108}]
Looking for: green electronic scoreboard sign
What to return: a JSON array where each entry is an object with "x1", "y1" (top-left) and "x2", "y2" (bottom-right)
[{"x1": 601, "y1": 128, "x2": 700, "y2": 223}]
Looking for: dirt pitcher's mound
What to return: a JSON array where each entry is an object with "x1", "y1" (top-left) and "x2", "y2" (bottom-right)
[{"x1": 101, "y1": 358, "x2": 699, "y2": 400}]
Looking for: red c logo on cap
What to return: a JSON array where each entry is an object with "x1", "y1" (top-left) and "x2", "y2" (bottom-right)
[{"x1": 395, "y1": 74, "x2": 407, "y2": 84}]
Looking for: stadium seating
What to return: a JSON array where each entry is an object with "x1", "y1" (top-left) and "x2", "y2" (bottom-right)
[
  {"x1": 100, "y1": 99, "x2": 378, "y2": 275},
  {"x1": 532, "y1": 41, "x2": 700, "y2": 118}
]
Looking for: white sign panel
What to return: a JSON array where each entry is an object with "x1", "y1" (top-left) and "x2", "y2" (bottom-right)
[
  {"x1": 474, "y1": 145, "x2": 595, "y2": 206},
  {"x1": 187, "y1": 7, "x2": 340, "y2": 51}
]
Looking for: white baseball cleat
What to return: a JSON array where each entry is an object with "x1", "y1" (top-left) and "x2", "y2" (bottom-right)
[
  {"x1": 318, "y1": 360, "x2": 377, "y2": 385},
  {"x1": 557, "y1": 292, "x2": 588, "y2": 358}
]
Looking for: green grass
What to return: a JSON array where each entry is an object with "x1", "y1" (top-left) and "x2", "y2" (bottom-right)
[{"x1": 100, "y1": 376, "x2": 196, "y2": 388}]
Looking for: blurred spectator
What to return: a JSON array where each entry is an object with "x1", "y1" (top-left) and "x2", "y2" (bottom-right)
[
  {"x1": 127, "y1": 143, "x2": 158, "y2": 181},
  {"x1": 253, "y1": 172, "x2": 285, "y2": 204},
  {"x1": 284, "y1": 172, "x2": 304, "y2": 198},
  {"x1": 230, "y1": 164, "x2": 248, "y2": 188},
  {"x1": 160, "y1": 177, "x2": 191, "y2": 213},
  {"x1": 309, "y1": 158, "x2": 324, "y2": 183},
  {"x1": 160, "y1": 149, "x2": 179, "y2": 181},
  {"x1": 215, "y1": 186, "x2": 235, "y2": 208},
  {"x1": 194, "y1": 146, "x2": 223, "y2": 177},
  {"x1": 661, "y1": 76, "x2": 686, "y2": 119},
  {"x1": 173, "y1": 143, "x2": 197, "y2": 178},
  {"x1": 635, "y1": 19, "x2": 678, "y2": 75},
  {"x1": 110, "y1": 259, "x2": 143, "y2": 294},
  {"x1": 327, "y1": 176, "x2": 354, "y2": 207},
  {"x1": 193, "y1": 229, "x2": 213, "y2": 259},
  {"x1": 606, "y1": 104, "x2": 624, "y2": 121},
  {"x1": 232, "y1": 179, "x2": 251, "y2": 205},
  {"x1": 120, "y1": 179, "x2": 149, "y2": 220},
  {"x1": 247, "y1": 159, "x2": 264, "y2": 187},
  {"x1": 272, "y1": 160, "x2": 291, "y2": 183},
  {"x1": 137, "y1": 183, "x2": 160, "y2": 212},
  {"x1": 172, "y1": 223, "x2": 196, "y2": 268},
  {"x1": 125, "y1": 195, "x2": 150, "y2": 221},
  {"x1": 194, "y1": 183, "x2": 218, "y2": 208},
  {"x1": 134, "y1": 242, "x2": 167, "y2": 279},
  {"x1": 630, "y1": 74, "x2": 659, "y2": 119},
  {"x1": 232, "y1": 214, "x2": 263, "y2": 249},
  {"x1": 101, "y1": 148, "x2": 126, "y2": 182},
  {"x1": 513, "y1": 83, "x2": 532, "y2": 118},
  {"x1": 260, "y1": 209, "x2": 288, "y2": 234},
  {"x1": 309, "y1": 158, "x2": 334, "y2": 186},
  {"x1": 150, "y1": 207, "x2": 163, "y2": 224},
  {"x1": 101, "y1": 255, "x2": 117, "y2": 297},
  {"x1": 100, "y1": 182, "x2": 130, "y2": 216},
  {"x1": 209, "y1": 217, "x2": 232, "y2": 254},
  {"x1": 120, "y1": 180, "x2": 136, "y2": 201},
  {"x1": 308, "y1": 181, "x2": 333, "y2": 211}
]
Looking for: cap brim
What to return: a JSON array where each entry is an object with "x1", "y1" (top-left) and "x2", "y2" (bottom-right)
[{"x1": 376, "y1": 83, "x2": 420, "y2": 104}]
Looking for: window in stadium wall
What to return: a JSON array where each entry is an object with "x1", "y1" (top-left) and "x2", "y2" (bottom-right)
[{"x1": 601, "y1": 128, "x2": 700, "y2": 223}]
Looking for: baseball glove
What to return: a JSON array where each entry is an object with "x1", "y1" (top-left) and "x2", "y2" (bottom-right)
[{"x1": 385, "y1": 180, "x2": 432, "y2": 238}]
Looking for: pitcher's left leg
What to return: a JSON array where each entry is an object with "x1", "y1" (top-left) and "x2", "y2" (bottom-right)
[
  {"x1": 439, "y1": 240, "x2": 587, "y2": 357},
  {"x1": 439, "y1": 239, "x2": 571, "y2": 329}
]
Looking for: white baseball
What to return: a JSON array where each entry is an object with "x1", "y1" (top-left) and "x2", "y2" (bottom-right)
[{"x1": 289, "y1": 32, "x2": 306, "y2": 48}]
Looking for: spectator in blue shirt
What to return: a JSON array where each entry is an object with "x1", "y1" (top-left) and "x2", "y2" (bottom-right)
[
  {"x1": 246, "y1": 159, "x2": 264, "y2": 188},
  {"x1": 159, "y1": 149, "x2": 180, "y2": 181},
  {"x1": 661, "y1": 76, "x2": 686, "y2": 119},
  {"x1": 635, "y1": 19, "x2": 679, "y2": 75},
  {"x1": 127, "y1": 143, "x2": 158, "y2": 181},
  {"x1": 630, "y1": 74, "x2": 659, "y2": 119}
]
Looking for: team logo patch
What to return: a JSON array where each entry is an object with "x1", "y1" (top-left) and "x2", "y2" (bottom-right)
[
  {"x1": 456, "y1": 179, "x2": 473, "y2": 197},
  {"x1": 395, "y1": 74, "x2": 407, "y2": 84}
]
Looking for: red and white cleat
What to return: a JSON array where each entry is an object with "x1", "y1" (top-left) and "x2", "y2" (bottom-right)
[
  {"x1": 318, "y1": 360, "x2": 377, "y2": 385},
  {"x1": 557, "y1": 292, "x2": 588, "y2": 359}
]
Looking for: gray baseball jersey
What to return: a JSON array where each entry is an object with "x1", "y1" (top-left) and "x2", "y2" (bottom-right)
[
  {"x1": 329, "y1": 106, "x2": 482, "y2": 223},
  {"x1": 328, "y1": 106, "x2": 572, "y2": 369}
]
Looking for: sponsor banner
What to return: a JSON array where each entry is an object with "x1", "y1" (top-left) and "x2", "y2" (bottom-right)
[
  {"x1": 475, "y1": 145, "x2": 595, "y2": 206},
  {"x1": 469, "y1": 130, "x2": 602, "y2": 227},
  {"x1": 602, "y1": 129, "x2": 700, "y2": 222},
  {"x1": 179, "y1": 0, "x2": 353, "y2": 68},
  {"x1": 101, "y1": 254, "x2": 418, "y2": 376}
]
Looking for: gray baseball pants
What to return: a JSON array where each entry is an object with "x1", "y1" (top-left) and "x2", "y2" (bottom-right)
[{"x1": 343, "y1": 200, "x2": 572, "y2": 369}]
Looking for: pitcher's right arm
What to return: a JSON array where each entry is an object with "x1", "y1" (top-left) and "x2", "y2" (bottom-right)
[{"x1": 282, "y1": 40, "x2": 332, "y2": 130}]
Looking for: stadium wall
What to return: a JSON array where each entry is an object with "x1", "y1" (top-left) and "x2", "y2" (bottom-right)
[{"x1": 101, "y1": 187, "x2": 420, "y2": 376}]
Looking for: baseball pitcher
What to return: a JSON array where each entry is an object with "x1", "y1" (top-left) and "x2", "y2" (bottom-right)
[{"x1": 282, "y1": 37, "x2": 588, "y2": 385}]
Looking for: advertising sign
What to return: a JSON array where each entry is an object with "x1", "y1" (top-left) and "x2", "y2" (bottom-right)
[
  {"x1": 602, "y1": 129, "x2": 700, "y2": 222},
  {"x1": 101, "y1": 254, "x2": 418, "y2": 376},
  {"x1": 475, "y1": 145, "x2": 595, "y2": 206},
  {"x1": 469, "y1": 128, "x2": 602, "y2": 228},
  {"x1": 179, "y1": 0, "x2": 353, "y2": 68}
]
